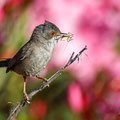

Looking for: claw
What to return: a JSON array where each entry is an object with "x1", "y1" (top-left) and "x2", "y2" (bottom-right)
[
  {"x1": 24, "y1": 92, "x2": 30, "y2": 104},
  {"x1": 36, "y1": 76, "x2": 48, "y2": 82},
  {"x1": 23, "y1": 76, "x2": 30, "y2": 104}
]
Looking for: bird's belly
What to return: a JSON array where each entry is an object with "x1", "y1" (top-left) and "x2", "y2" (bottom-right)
[
  {"x1": 29, "y1": 57, "x2": 50, "y2": 76},
  {"x1": 26, "y1": 54, "x2": 50, "y2": 76},
  {"x1": 14, "y1": 51, "x2": 51, "y2": 76}
]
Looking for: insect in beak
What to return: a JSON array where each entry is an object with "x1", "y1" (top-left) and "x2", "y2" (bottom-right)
[
  {"x1": 54, "y1": 32, "x2": 73, "y2": 41},
  {"x1": 60, "y1": 32, "x2": 73, "y2": 42}
]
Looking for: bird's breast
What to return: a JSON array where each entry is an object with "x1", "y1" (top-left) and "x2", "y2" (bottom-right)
[
  {"x1": 13, "y1": 41, "x2": 55, "y2": 76},
  {"x1": 26, "y1": 47, "x2": 52, "y2": 76}
]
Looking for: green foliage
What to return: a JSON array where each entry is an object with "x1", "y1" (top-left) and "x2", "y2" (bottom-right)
[
  {"x1": 45, "y1": 104, "x2": 81, "y2": 120},
  {"x1": 116, "y1": 38, "x2": 120, "y2": 54}
]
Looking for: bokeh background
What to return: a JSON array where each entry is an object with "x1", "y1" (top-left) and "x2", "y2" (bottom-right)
[{"x1": 0, "y1": 0, "x2": 120, "y2": 120}]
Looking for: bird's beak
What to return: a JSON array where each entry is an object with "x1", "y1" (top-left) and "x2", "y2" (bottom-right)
[{"x1": 55, "y1": 32, "x2": 73, "y2": 41}]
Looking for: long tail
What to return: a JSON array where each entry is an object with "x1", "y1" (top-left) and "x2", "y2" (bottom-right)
[{"x1": 0, "y1": 59, "x2": 11, "y2": 67}]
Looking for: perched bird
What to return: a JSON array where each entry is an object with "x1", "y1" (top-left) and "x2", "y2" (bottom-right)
[{"x1": 0, "y1": 20, "x2": 72, "y2": 102}]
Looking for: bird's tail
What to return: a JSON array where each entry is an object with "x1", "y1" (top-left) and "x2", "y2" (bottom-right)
[{"x1": 0, "y1": 59, "x2": 11, "y2": 67}]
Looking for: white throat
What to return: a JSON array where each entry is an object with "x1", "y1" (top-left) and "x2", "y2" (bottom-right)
[{"x1": 43, "y1": 38, "x2": 58, "y2": 53}]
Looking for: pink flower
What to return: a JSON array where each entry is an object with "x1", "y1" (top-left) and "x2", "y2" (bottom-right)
[
  {"x1": 0, "y1": 8, "x2": 5, "y2": 23},
  {"x1": 67, "y1": 82, "x2": 88, "y2": 113},
  {"x1": 104, "y1": 91, "x2": 120, "y2": 110},
  {"x1": 27, "y1": 0, "x2": 120, "y2": 87}
]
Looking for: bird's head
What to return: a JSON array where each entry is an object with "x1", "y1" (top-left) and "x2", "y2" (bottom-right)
[{"x1": 38, "y1": 20, "x2": 73, "y2": 42}]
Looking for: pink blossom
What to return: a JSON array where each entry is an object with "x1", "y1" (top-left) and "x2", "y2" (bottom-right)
[
  {"x1": 0, "y1": 8, "x2": 5, "y2": 23},
  {"x1": 67, "y1": 82, "x2": 84, "y2": 112},
  {"x1": 104, "y1": 91, "x2": 120, "y2": 110},
  {"x1": 26, "y1": 0, "x2": 120, "y2": 86}
]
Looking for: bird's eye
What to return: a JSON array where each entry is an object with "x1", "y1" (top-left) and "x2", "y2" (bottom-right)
[{"x1": 50, "y1": 31, "x2": 56, "y2": 36}]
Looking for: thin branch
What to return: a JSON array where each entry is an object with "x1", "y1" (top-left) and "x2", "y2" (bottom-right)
[{"x1": 7, "y1": 45, "x2": 87, "y2": 120}]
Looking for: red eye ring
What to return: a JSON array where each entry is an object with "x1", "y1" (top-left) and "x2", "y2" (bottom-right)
[{"x1": 50, "y1": 31, "x2": 56, "y2": 36}]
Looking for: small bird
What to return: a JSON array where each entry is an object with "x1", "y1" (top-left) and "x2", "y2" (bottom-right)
[{"x1": 0, "y1": 20, "x2": 72, "y2": 102}]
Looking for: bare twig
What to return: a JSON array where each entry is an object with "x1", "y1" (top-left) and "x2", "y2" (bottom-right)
[{"x1": 7, "y1": 46, "x2": 87, "y2": 120}]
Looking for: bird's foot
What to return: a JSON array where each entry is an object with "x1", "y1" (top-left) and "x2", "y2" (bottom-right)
[
  {"x1": 36, "y1": 76, "x2": 49, "y2": 87},
  {"x1": 24, "y1": 92, "x2": 30, "y2": 104},
  {"x1": 36, "y1": 76, "x2": 48, "y2": 82}
]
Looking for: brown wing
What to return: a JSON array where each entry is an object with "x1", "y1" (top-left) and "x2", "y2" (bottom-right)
[{"x1": 6, "y1": 41, "x2": 33, "y2": 72}]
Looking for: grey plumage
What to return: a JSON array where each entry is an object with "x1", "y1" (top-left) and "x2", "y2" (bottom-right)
[
  {"x1": 0, "y1": 20, "x2": 61, "y2": 76},
  {"x1": 0, "y1": 20, "x2": 70, "y2": 101}
]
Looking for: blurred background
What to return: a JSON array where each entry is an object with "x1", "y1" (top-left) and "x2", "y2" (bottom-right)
[{"x1": 0, "y1": 0, "x2": 120, "y2": 120}]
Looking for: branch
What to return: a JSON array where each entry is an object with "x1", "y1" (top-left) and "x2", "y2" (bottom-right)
[{"x1": 7, "y1": 45, "x2": 87, "y2": 120}]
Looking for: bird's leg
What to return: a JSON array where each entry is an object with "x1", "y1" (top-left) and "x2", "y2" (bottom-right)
[
  {"x1": 23, "y1": 76, "x2": 30, "y2": 104},
  {"x1": 36, "y1": 75, "x2": 48, "y2": 82}
]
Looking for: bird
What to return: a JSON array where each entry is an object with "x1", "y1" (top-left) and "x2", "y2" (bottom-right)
[{"x1": 0, "y1": 20, "x2": 72, "y2": 103}]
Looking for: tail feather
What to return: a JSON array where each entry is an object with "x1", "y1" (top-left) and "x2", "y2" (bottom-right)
[{"x1": 0, "y1": 59, "x2": 11, "y2": 67}]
